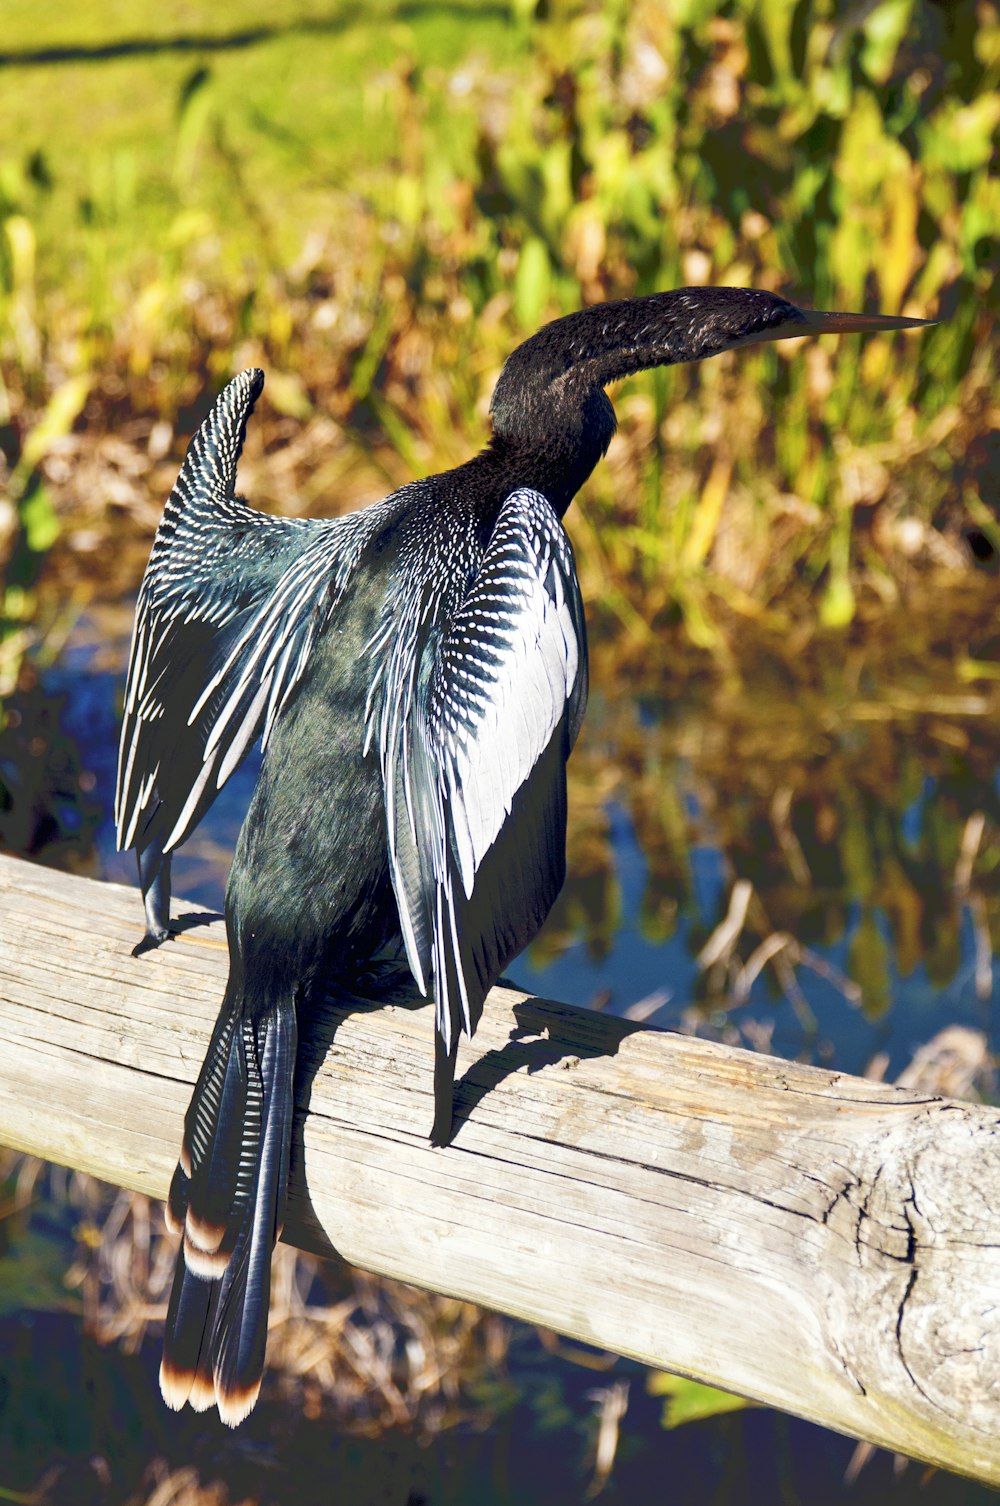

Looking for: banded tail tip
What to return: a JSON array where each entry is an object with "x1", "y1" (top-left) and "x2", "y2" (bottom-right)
[
  {"x1": 184, "y1": 1206, "x2": 229, "y2": 1254},
  {"x1": 160, "y1": 1356, "x2": 195, "y2": 1413},
  {"x1": 216, "y1": 1377, "x2": 264, "y2": 1429},
  {"x1": 182, "y1": 1233, "x2": 231, "y2": 1280},
  {"x1": 159, "y1": 1358, "x2": 220, "y2": 1416},
  {"x1": 187, "y1": 1371, "x2": 219, "y2": 1414},
  {"x1": 163, "y1": 1200, "x2": 184, "y2": 1237},
  {"x1": 182, "y1": 1216, "x2": 231, "y2": 1277}
]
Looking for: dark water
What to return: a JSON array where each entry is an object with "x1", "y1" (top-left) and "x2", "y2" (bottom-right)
[{"x1": 2, "y1": 606, "x2": 998, "y2": 1503}]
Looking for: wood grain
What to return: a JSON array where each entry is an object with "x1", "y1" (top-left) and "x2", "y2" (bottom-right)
[{"x1": 0, "y1": 852, "x2": 997, "y2": 1480}]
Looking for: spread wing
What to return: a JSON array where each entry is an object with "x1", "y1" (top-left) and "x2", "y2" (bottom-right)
[
  {"x1": 373, "y1": 487, "x2": 588, "y2": 1080},
  {"x1": 115, "y1": 369, "x2": 386, "y2": 907}
]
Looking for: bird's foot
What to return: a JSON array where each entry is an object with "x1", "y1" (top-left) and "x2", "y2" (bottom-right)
[
  {"x1": 131, "y1": 925, "x2": 172, "y2": 958},
  {"x1": 429, "y1": 1072, "x2": 458, "y2": 1148},
  {"x1": 428, "y1": 1121, "x2": 454, "y2": 1150}
]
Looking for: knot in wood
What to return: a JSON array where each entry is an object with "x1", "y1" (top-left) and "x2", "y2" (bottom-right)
[{"x1": 820, "y1": 1101, "x2": 1000, "y2": 1466}]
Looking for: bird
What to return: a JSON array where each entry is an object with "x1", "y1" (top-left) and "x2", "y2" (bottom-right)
[{"x1": 115, "y1": 285, "x2": 930, "y2": 1425}]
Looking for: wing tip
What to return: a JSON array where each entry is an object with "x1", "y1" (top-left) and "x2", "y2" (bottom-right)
[
  {"x1": 223, "y1": 366, "x2": 265, "y2": 423},
  {"x1": 235, "y1": 367, "x2": 266, "y2": 413}
]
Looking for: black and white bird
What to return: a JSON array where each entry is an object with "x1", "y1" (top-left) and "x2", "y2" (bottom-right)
[{"x1": 115, "y1": 286, "x2": 929, "y2": 1425}]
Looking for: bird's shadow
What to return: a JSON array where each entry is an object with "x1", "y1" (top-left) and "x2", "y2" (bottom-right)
[
  {"x1": 130, "y1": 910, "x2": 225, "y2": 956},
  {"x1": 450, "y1": 994, "x2": 647, "y2": 1133},
  {"x1": 172, "y1": 909, "x2": 225, "y2": 933},
  {"x1": 286, "y1": 971, "x2": 647, "y2": 1264}
]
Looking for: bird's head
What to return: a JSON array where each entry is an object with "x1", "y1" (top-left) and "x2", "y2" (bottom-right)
[{"x1": 488, "y1": 286, "x2": 933, "y2": 509}]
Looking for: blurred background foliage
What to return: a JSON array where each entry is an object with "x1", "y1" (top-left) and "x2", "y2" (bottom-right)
[
  {"x1": 0, "y1": 0, "x2": 999, "y2": 1501},
  {"x1": 0, "y1": 0, "x2": 997, "y2": 654}
]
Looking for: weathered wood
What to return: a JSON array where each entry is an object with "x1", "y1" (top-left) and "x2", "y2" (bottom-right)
[{"x1": 0, "y1": 851, "x2": 997, "y2": 1479}]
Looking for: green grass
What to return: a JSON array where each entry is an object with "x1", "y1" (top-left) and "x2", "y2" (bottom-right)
[{"x1": 2, "y1": 0, "x2": 525, "y2": 285}]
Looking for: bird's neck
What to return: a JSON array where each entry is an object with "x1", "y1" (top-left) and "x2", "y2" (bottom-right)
[
  {"x1": 482, "y1": 386, "x2": 616, "y2": 518},
  {"x1": 485, "y1": 288, "x2": 811, "y2": 517}
]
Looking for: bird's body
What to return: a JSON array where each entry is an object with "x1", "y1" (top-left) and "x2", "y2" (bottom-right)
[{"x1": 115, "y1": 286, "x2": 929, "y2": 1424}]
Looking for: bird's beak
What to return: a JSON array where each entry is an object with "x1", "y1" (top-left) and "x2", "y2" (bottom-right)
[
  {"x1": 736, "y1": 308, "x2": 936, "y2": 349},
  {"x1": 797, "y1": 309, "x2": 936, "y2": 334}
]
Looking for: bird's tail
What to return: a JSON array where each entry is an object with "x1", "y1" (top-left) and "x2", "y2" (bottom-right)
[{"x1": 160, "y1": 985, "x2": 297, "y2": 1426}]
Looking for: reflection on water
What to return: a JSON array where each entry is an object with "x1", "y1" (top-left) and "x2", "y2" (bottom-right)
[
  {"x1": 513, "y1": 686, "x2": 999, "y2": 1083},
  {"x1": 5, "y1": 597, "x2": 999, "y2": 1087}
]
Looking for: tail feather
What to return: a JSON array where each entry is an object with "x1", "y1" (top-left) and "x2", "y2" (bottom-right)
[
  {"x1": 160, "y1": 1251, "x2": 219, "y2": 1412},
  {"x1": 165, "y1": 1161, "x2": 188, "y2": 1235},
  {"x1": 180, "y1": 1009, "x2": 242, "y2": 1210},
  {"x1": 160, "y1": 994, "x2": 296, "y2": 1426},
  {"x1": 212, "y1": 1003, "x2": 296, "y2": 1424},
  {"x1": 183, "y1": 1014, "x2": 262, "y2": 1272}
]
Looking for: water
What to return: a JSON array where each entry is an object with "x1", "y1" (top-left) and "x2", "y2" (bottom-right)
[{"x1": 2, "y1": 604, "x2": 998, "y2": 1503}]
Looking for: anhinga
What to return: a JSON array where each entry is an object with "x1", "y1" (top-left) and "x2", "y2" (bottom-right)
[{"x1": 115, "y1": 286, "x2": 929, "y2": 1425}]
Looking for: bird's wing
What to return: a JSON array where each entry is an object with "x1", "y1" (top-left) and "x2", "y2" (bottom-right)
[
  {"x1": 371, "y1": 487, "x2": 588, "y2": 1064},
  {"x1": 115, "y1": 368, "x2": 386, "y2": 862}
]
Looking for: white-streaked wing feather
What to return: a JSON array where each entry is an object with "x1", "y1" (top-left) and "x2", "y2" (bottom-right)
[
  {"x1": 441, "y1": 540, "x2": 580, "y2": 893},
  {"x1": 372, "y1": 487, "x2": 587, "y2": 1054},
  {"x1": 115, "y1": 368, "x2": 391, "y2": 863}
]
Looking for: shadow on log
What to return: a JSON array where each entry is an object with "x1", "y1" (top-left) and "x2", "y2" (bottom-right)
[{"x1": 0, "y1": 852, "x2": 997, "y2": 1482}]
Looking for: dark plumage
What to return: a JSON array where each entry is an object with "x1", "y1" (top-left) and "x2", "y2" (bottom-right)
[{"x1": 115, "y1": 286, "x2": 930, "y2": 1424}]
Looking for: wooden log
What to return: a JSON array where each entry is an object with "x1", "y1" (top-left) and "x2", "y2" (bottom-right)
[{"x1": 0, "y1": 851, "x2": 997, "y2": 1480}]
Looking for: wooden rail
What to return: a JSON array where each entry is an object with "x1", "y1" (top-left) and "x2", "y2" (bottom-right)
[{"x1": 0, "y1": 852, "x2": 997, "y2": 1480}]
